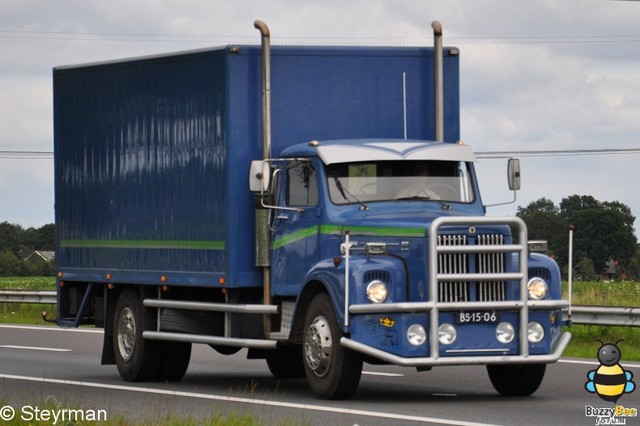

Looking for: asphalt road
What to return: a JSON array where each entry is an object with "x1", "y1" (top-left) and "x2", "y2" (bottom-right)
[{"x1": 1, "y1": 324, "x2": 638, "y2": 425}]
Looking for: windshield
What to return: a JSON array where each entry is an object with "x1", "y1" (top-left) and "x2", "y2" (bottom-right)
[{"x1": 327, "y1": 160, "x2": 475, "y2": 205}]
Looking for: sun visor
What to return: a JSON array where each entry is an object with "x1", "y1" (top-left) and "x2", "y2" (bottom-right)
[{"x1": 316, "y1": 141, "x2": 476, "y2": 165}]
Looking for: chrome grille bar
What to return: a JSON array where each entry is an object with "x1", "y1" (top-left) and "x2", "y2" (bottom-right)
[
  {"x1": 477, "y1": 234, "x2": 505, "y2": 301},
  {"x1": 437, "y1": 235, "x2": 468, "y2": 302},
  {"x1": 429, "y1": 216, "x2": 529, "y2": 361}
]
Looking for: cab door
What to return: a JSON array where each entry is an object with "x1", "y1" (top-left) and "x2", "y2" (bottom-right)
[{"x1": 271, "y1": 160, "x2": 321, "y2": 296}]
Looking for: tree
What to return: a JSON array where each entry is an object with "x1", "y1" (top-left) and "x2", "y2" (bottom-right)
[
  {"x1": 575, "y1": 257, "x2": 597, "y2": 281},
  {"x1": 560, "y1": 195, "x2": 637, "y2": 274},
  {"x1": 627, "y1": 245, "x2": 640, "y2": 281},
  {"x1": 516, "y1": 195, "x2": 637, "y2": 279},
  {"x1": 23, "y1": 224, "x2": 55, "y2": 251},
  {"x1": 0, "y1": 250, "x2": 24, "y2": 276},
  {"x1": 0, "y1": 221, "x2": 25, "y2": 256},
  {"x1": 516, "y1": 198, "x2": 565, "y2": 258},
  {"x1": 0, "y1": 221, "x2": 56, "y2": 276}
]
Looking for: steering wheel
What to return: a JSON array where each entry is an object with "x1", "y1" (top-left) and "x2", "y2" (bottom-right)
[{"x1": 427, "y1": 183, "x2": 458, "y2": 201}]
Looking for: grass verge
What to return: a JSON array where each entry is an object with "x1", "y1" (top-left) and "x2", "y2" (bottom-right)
[{"x1": 0, "y1": 396, "x2": 292, "y2": 425}]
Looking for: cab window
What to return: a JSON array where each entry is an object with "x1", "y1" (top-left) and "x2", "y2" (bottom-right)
[{"x1": 287, "y1": 162, "x2": 318, "y2": 207}]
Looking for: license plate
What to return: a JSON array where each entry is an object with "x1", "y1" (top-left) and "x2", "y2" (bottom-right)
[{"x1": 456, "y1": 311, "x2": 498, "y2": 324}]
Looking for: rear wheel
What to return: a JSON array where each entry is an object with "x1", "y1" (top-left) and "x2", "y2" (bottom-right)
[
  {"x1": 487, "y1": 364, "x2": 546, "y2": 396},
  {"x1": 303, "y1": 293, "x2": 362, "y2": 399},
  {"x1": 266, "y1": 345, "x2": 305, "y2": 379},
  {"x1": 158, "y1": 341, "x2": 192, "y2": 381},
  {"x1": 113, "y1": 289, "x2": 162, "y2": 381}
]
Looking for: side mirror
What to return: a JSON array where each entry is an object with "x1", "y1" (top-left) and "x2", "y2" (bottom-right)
[
  {"x1": 249, "y1": 160, "x2": 271, "y2": 193},
  {"x1": 507, "y1": 158, "x2": 521, "y2": 191}
]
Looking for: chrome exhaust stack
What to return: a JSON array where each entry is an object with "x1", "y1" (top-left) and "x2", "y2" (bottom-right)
[
  {"x1": 254, "y1": 20, "x2": 272, "y2": 160},
  {"x1": 432, "y1": 21, "x2": 444, "y2": 142},
  {"x1": 254, "y1": 20, "x2": 273, "y2": 336}
]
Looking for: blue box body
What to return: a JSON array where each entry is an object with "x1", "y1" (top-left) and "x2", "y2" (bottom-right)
[{"x1": 53, "y1": 46, "x2": 460, "y2": 288}]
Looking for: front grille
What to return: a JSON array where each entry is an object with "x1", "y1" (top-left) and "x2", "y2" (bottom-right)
[
  {"x1": 528, "y1": 267, "x2": 551, "y2": 282},
  {"x1": 477, "y1": 234, "x2": 506, "y2": 301},
  {"x1": 437, "y1": 234, "x2": 506, "y2": 302},
  {"x1": 365, "y1": 270, "x2": 391, "y2": 285},
  {"x1": 437, "y1": 235, "x2": 469, "y2": 302}
]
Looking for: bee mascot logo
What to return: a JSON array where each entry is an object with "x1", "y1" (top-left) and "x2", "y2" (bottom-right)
[{"x1": 585, "y1": 340, "x2": 636, "y2": 403}]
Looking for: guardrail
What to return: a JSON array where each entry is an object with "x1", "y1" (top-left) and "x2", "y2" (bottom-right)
[
  {"x1": 0, "y1": 290, "x2": 56, "y2": 304},
  {"x1": 0, "y1": 290, "x2": 639, "y2": 327},
  {"x1": 565, "y1": 306, "x2": 640, "y2": 328}
]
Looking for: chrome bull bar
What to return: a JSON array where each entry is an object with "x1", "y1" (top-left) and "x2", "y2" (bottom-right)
[{"x1": 343, "y1": 216, "x2": 572, "y2": 366}]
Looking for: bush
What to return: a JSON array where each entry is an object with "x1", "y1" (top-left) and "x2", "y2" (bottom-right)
[
  {"x1": 0, "y1": 250, "x2": 25, "y2": 276},
  {"x1": 576, "y1": 257, "x2": 597, "y2": 281}
]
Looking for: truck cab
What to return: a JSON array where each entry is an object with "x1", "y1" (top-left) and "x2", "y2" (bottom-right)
[{"x1": 252, "y1": 139, "x2": 570, "y2": 399}]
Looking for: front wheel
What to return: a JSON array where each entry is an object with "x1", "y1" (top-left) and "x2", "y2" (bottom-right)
[
  {"x1": 487, "y1": 364, "x2": 546, "y2": 396},
  {"x1": 303, "y1": 293, "x2": 362, "y2": 399}
]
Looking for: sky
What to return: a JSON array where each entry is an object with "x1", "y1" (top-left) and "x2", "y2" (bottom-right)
[{"x1": 1, "y1": 0, "x2": 640, "y2": 237}]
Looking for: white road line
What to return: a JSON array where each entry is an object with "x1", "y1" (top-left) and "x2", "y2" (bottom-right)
[
  {"x1": 0, "y1": 324, "x2": 102, "y2": 333},
  {"x1": 0, "y1": 345, "x2": 70, "y2": 352},
  {"x1": 0, "y1": 373, "x2": 501, "y2": 426},
  {"x1": 362, "y1": 371, "x2": 404, "y2": 377},
  {"x1": 559, "y1": 359, "x2": 640, "y2": 369}
]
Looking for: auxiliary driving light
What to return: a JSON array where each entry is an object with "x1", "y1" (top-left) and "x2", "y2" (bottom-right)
[
  {"x1": 407, "y1": 324, "x2": 427, "y2": 346},
  {"x1": 438, "y1": 323, "x2": 457, "y2": 345},
  {"x1": 496, "y1": 322, "x2": 515, "y2": 344},
  {"x1": 527, "y1": 321, "x2": 545, "y2": 343}
]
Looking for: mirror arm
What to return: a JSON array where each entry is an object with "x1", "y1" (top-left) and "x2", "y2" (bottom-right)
[
  {"x1": 484, "y1": 190, "x2": 517, "y2": 208},
  {"x1": 259, "y1": 168, "x2": 304, "y2": 213}
]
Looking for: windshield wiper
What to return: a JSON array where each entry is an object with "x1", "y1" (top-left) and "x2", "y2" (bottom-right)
[
  {"x1": 333, "y1": 177, "x2": 368, "y2": 211},
  {"x1": 396, "y1": 196, "x2": 432, "y2": 201}
]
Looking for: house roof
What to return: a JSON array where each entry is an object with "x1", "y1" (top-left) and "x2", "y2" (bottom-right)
[{"x1": 24, "y1": 250, "x2": 55, "y2": 262}]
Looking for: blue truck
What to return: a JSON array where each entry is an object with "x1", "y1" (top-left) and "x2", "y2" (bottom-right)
[{"x1": 53, "y1": 21, "x2": 570, "y2": 399}]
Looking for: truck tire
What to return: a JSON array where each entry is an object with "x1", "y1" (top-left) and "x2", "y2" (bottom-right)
[
  {"x1": 303, "y1": 293, "x2": 362, "y2": 399},
  {"x1": 113, "y1": 289, "x2": 162, "y2": 381},
  {"x1": 487, "y1": 364, "x2": 546, "y2": 396},
  {"x1": 266, "y1": 345, "x2": 305, "y2": 379},
  {"x1": 158, "y1": 341, "x2": 192, "y2": 382}
]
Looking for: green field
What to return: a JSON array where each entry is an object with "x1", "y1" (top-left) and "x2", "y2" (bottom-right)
[{"x1": 2, "y1": 277, "x2": 639, "y2": 360}]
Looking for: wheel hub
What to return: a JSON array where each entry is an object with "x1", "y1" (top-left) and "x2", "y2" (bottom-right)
[
  {"x1": 304, "y1": 315, "x2": 332, "y2": 378},
  {"x1": 117, "y1": 307, "x2": 136, "y2": 362}
]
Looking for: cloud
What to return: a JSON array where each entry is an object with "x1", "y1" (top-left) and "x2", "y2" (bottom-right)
[{"x1": 1, "y1": 0, "x2": 640, "y2": 232}]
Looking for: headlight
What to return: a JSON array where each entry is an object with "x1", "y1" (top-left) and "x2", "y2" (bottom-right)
[
  {"x1": 366, "y1": 280, "x2": 388, "y2": 303},
  {"x1": 407, "y1": 324, "x2": 427, "y2": 346},
  {"x1": 438, "y1": 323, "x2": 457, "y2": 345},
  {"x1": 527, "y1": 277, "x2": 548, "y2": 300},
  {"x1": 496, "y1": 322, "x2": 515, "y2": 344},
  {"x1": 528, "y1": 322, "x2": 545, "y2": 343}
]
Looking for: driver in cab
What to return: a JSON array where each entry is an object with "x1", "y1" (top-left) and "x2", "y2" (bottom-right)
[{"x1": 397, "y1": 165, "x2": 440, "y2": 200}]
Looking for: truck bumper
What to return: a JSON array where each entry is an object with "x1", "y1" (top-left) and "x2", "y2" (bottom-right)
[{"x1": 341, "y1": 330, "x2": 571, "y2": 367}]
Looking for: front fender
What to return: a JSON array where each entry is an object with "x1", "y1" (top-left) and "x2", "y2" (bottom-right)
[{"x1": 303, "y1": 255, "x2": 408, "y2": 331}]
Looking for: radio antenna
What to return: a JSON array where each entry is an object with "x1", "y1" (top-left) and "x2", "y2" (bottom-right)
[{"x1": 402, "y1": 72, "x2": 408, "y2": 140}]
